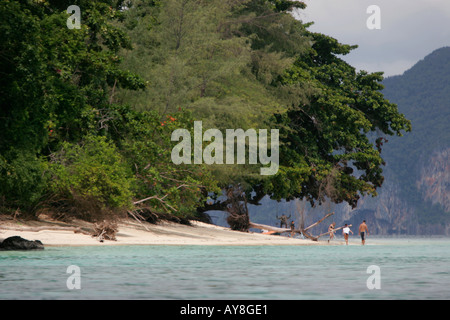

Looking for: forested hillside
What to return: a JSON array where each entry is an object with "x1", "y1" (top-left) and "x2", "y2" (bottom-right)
[{"x1": 0, "y1": 0, "x2": 411, "y2": 229}]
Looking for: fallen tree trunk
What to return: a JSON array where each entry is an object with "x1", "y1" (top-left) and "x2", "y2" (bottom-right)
[
  {"x1": 303, "y1": 212, "x2": 334, "y2": 231},
  {"x1": 248, "y1": 222, "x2": 321, "y2": 241},
  {"x1": 300, "y1": 229, "x2": 318, "y2": 241},
  {"x1": 127, "y1": 210, "x2": 150, "y2": 231},
  {"x1": 248, "y1": 222, "x2": 291, "y2": 234},
  {"x1": 248, "y1": 211, "x2": 336, "y2": 242},
  {"x1": 92, "y1": 221, "x2": 118, "y2": 241}
]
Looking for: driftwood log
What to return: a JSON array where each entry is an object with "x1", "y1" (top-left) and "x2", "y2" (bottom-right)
[
  {"x1": 92, "y1": 221, "x2": 118, "y2": 241},
  {"x1": 248, "y1": 222, "x2": 291, "y2": 234},
  {"x1": 249, "y1": 212, "x2": 336, "y2": 241},
  {"x1": 303, "y1": 212, "x2": 334, "y2": 231}
]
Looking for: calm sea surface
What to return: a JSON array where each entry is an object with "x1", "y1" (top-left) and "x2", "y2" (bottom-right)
[{"x1": 0, "y1": 237, "x2": 449, "y2": 300}]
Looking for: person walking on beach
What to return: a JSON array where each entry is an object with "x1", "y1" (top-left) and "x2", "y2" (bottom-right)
[
  {"x1": 359, "y1": 220, "x2": 369, "y2": 245},
  {"x1": 342, "y1": 224, "x2": 353, "y2": 245},
  {"x1": 290, "y1": 221, "x2": 295, "y2": 237},
  {"x1": 328, "y1": 222, "x2": 336, "y2": 243}
]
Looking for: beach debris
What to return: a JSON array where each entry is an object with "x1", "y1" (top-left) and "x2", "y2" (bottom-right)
[
  {"x1": 127, "y1": 210, "x2": 151, "y2": 231},
  {"x1": 0, "y1": 236, "x2": 44, "y2": 251},
  {"x1": 92, "y1": 221, "x2": 118, "y2": 242},
  {"x1": 249, "y1": 212, "x2": 336, "y2": 241},
  {"x1": 226, "y1": 186, "x2": 250, "y2": 231}
]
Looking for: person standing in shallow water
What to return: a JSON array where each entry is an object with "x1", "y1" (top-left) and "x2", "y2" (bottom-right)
[
  {"x1": 359, "y1": 220, "x2": 369, "y2": 245},
  {"x1": 342, "y1": 224, "x2": 353, "y2": 245}
]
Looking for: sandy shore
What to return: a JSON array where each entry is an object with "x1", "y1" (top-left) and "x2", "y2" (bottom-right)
[{"x1": 0, "y1": 218, "x2": 328, "y2": 247}]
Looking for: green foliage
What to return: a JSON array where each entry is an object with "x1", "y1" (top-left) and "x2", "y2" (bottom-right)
[
  {"x1": 0, "y1": 150, "x2": 49, "y2": 210},
  {"x1": 264, "y1": 31, "x2": 411, "y2": 208},
  {"x1": 0, "y1": 0, "x2": 50, "y2": 155},
  {"x1": 116, "y1": 0, "x2": 313, "y2": 189},
  {"x1": 107, "y1": 105, "x2": 220, "y2": 217},
  {"x1": 0, "y1": 0, "x2": 412, "y2": 222},
  {"x1": 117, "y1": 0, "x2": 310, "y2": 128},
  {"x1": 49, "y1": 135, "x2": 134, "y2": 209},
  {"x1": 0, "y1": 0, "x2": 145, "y2": 156},
  {"x1": 0, "y1": 0, "x2": 143, "y2": 214}
]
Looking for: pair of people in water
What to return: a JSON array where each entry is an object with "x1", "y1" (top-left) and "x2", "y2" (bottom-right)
[{"x1": 328, "y1": 220, "x2": 369, "y2": 245}]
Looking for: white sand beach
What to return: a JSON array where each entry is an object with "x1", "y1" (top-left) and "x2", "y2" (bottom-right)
[{"x1": 0, "y1": 217, "x2": 326, "y2": 247}]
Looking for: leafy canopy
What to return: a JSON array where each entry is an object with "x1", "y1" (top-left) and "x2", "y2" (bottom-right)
[{"x1": 0, "y1": 0, "x2": 411, "y2": 221}]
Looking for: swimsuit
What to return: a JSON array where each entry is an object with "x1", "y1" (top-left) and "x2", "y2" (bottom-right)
[
  {"x1": 360, "y1": 232, "x2": 365, "y2": 240},
  {"x1": 343, "y1": 227, "x2": 350, "y2": 240}
]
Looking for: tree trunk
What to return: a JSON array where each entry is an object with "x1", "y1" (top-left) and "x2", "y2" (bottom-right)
[
  {"x1": 226, "y1": 186, "x2": 250, "y2": 231},
  {"x1": 303, "y1": 212, "x2": 334, "y2": 231},
  {"x1": 248, "y1": 211, "x2": 335, "y2": 241},
  {"x1": 248, "y1": 222, "x2": 291, "y2": 233}
]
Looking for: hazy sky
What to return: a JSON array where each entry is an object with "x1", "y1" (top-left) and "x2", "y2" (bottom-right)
[{"x1": 295, "y1": 0, "x2": 450, "y2": 77}]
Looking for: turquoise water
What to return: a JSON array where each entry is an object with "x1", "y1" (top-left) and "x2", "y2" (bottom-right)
[{"x1": 0, "y1": 238, "x2": 449, "y2": 300}]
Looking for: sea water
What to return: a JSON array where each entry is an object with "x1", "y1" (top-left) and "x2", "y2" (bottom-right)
[{"x1": 0, "y1": 237, "x2": 449, "y2": 300}]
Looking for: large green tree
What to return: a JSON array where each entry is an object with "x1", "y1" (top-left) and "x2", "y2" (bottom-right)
[
  {"x1": 0, "y1": 0, "x2": 144, "y2": 211},
  {"x1": 0, "y1": 0, "x2": 412, "y2": 225},
  {"x1": 264, "y1": 31, "x2": 412, "y2": 208},
  {"x1": 117, "y1": 0, "x2": 411, "y2": 221},
  {"x1": 118, "y1": 0, "x2": 311, "y2": 128}
]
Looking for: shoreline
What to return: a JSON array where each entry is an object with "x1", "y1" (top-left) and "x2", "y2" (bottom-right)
[{"x1": 0, "y1": 217, "x2": 336, "y2": 247}]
